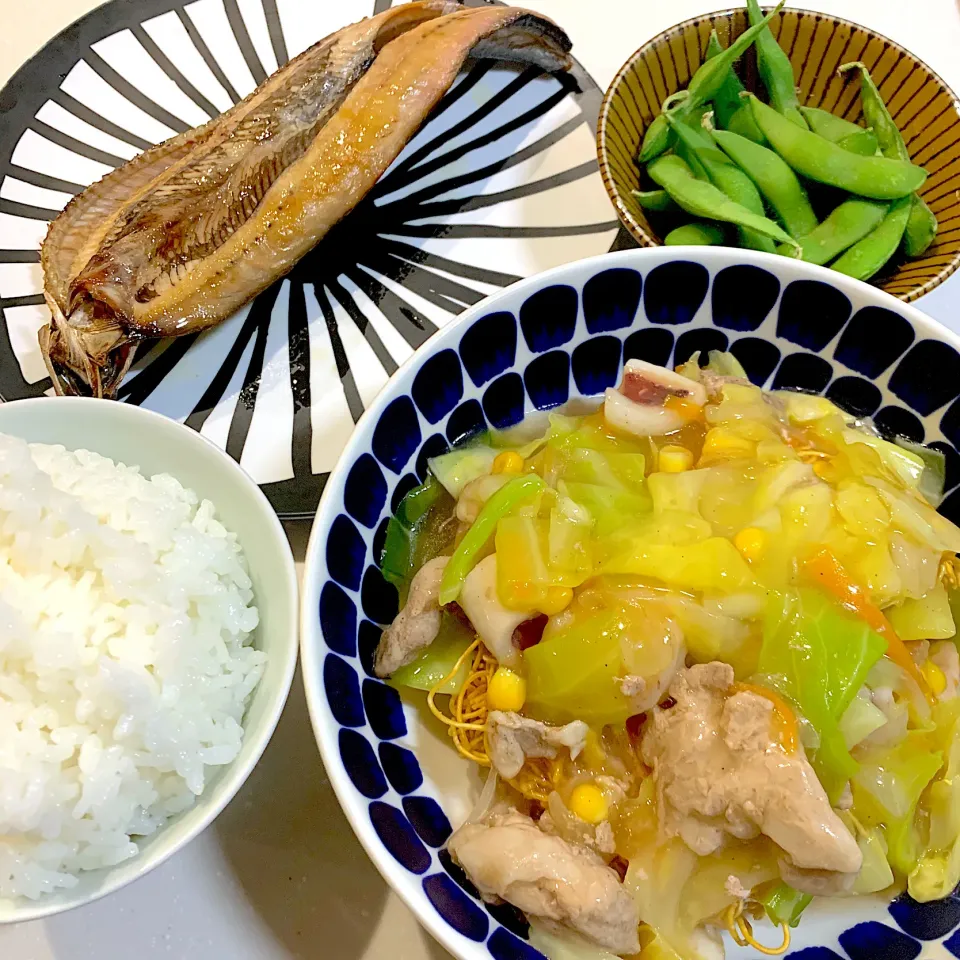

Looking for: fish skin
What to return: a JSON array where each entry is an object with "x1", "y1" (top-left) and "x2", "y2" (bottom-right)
[{"x1": 39, "y1": 3, "x2": 572, "y2": 398}]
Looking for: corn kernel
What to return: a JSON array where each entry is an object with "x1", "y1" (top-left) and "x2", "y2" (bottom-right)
[
  {"x1": 922, "y1": 660, "x2": 947, "y2": 697},
  {"x1": 487, "y1": 667, "x2": 527, "y2": 712},
  {"x1": 539, "y1": 586, "x2": 573, "y2": 615},
  {"x1": 733, "y1": 527, "x2": 767, "y2": 562},
  {"x1": 569, "y1": 783, "x2": 608, "y2": 825},
  {"x1": 658, "y1": 444, "x2": 693, "y2": 474},
  {"x1": 492, "y1": 451, "x2": 524, "y2": 475}
]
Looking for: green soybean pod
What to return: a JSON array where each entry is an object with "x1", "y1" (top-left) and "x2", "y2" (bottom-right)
[
  {"x1": 798, "y1": 106, "x2": 865, "y2": 142},
  {"x1": 746, "y1": 0, "x2": 806, "y2": 128},
  {"x1": 637, "y1": 1, "x2": 786, "y2": 163},
  {"x1": 665, "y1": 222, "x2": 726, "y2": 245},
  {"x1": 798, "y1": 107, "x2": 878, "y2": 155},
  {"x1": 840, "y1": 61, "x2": 938, "y2": 255},
  {"x1": 727, "y1": 103, "x2": 766, "y2": 143},
  {"x1": 790, "y1": 198, "x2": 888, "y2": 264},
  {"x1": 638, "y1": 113, "x2": 674, "y2": 164},
  {"x1": 840, "y1": 62, "x2": 908, "y2": 160},
  {"x1": 836, "y1": 129, "x2": 879, "y2": 156},
  {"x1": 666, "y1": 114, "x2": 776, "y2": 252},
  {"x1": 705, "y1": 30, "x2": 746, "y2": 129},
  {"x1": 647, "y1": 154, "x2": 800, "y2": 251},
  {"x1": 904, "y1": 194, "x2": 938, "y2": 256},
  {"x1": 830, "y1": 195, "x2": 912, "y2": 280},
  {"x1": 712, "y1": 128, "x2": 818, "y2": 237},
  {"x1": 748, "y1": 95, "x2": 927, "y2": 199},
  {"x1": 632, "y1": 189, "x2": 680, "y2": 213}
]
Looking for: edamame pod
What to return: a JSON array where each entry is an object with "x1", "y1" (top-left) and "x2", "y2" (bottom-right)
[
  {"x1": 665, "y1": 222, "x2": 726, "y2": 245},
  {"x1": 647, "y1": 154, "x2": 800, "y2": 252},
  {"x1": 788, "y1": 198, "x2": 888, "y2": 265},
  {"x1": 748, "y1": 95, "x2": 927, "y2": 199},
  {"x1": 798, "y1": 106, "x2": 865, "y2": 142},
  {"x1": 831, "y1": 195, "x2": 912, "y2": 280},
  {"x1": 712, "y1": 128, "x2": 818, "y2": 237},
  {"x1": 705, "y1": 30, "x2": 746, "y2": 129},
  {"x1": 639, "y1": 113, "x2": 673, "y2": 164},
  {"x1": 839, "y1": 62, "x2": 908, "y2": 160},
  {"x1": 746, "y1": 0, "x2": 806, "y2": 128},
  {"x1": 667, "y1": 114, "x2": 776, "y2": 252},
  {"x1": 836, "y1": 129, "x2": 879, "y2": 156},
  {"x1": 840, "y1": 61, "x2": 938, "y2": 256},
  {"x1": 798, "y1": 106, "x2": 877, "y2": 155},
  {"x1": 904, "y1": 194, "x2": 938, "y2": 256},
  {"x1": 632, "y1": 189, "x2": 680, "y2": 213},
  {"x1": 727, "y1": 103, "x2": 766, "y2": 144},
  {"x1": 637, "y1": 1, "x2": 786, "y2": 163}
]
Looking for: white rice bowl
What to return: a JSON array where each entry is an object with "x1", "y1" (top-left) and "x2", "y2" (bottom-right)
[{"x1": 0, "y1": 432, "x2": 265, "y2": 900}]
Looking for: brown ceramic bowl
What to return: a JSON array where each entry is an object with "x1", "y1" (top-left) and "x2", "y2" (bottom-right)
[{"x1": 597, "y1": 7, "x2": 960, "y2": 302}]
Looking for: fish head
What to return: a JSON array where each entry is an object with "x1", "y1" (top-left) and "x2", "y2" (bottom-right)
[{"x1": 39, "y1": 294, "x2": 137, "y2": 399}]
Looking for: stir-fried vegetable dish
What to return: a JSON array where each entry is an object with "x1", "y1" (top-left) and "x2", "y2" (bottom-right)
[{"x1": 374, "y1": 352, "x2": 960, "y2": 960}]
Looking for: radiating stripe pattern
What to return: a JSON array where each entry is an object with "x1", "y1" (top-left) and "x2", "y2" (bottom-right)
[
  {"x1": 0, "y1": 0, "x2": 618, "y2": 516},
  {"x1": 597, "y1": 8, "x2": 960, "y2": 303}
]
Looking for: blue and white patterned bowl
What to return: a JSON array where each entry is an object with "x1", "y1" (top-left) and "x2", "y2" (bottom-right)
[{"x1": 300, "y1": 247, "x2": 960, "y2": 960}]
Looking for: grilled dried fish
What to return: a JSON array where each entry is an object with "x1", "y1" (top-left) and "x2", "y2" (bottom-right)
[{"x1": 39, "y1": 3, "x2": 572, "y2": 397}]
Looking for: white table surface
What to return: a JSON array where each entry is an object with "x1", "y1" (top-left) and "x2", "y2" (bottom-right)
[{"x1": 1, "y1": 2, "x2": 959, "y2": 959}]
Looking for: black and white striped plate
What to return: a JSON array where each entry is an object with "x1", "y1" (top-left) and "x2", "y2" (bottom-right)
[{"x1": 0, "y1": 0, "x2": 620, "y2": 516}]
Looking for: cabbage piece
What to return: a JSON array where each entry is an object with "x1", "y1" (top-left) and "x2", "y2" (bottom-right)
[
  {"x1": 839, "y1": 689, "x2": 889, "y2": 749},
  {"x1": 625, "y1": 838, "x2": 723, "y2": 960},
  {"x1": 562, "y1": 481, "x2": 651, "y2": 538},
  {"x1": 835, "y1": 481, "x2": 890, "y2": 540},
  {"x1": 856, "y1": 832, "x2": 895, "y2": 894},
  {"x1": 758, "y1": 589, "x2": 887, "y2": 800},
  {"x1": 544, "y1": 414, "x2": 651, "y2": 500},
  {"x1": 705, "y1": 349, "x2": 748, "y2": 379},
  {"x1": 909, "y1": 703, "x2": 960, "y2": 900},
  {"x1": 389, "y1": 613, "x2": 473, "y2": 694},
  {"x1": 846, "y1": 818, "x2": 896, "y2": 895},
  {"x1": 428, "y1": 445, "x2": 497, "y2": 497},
  {"x1": 842, "y1": 429, "x2": 925, "y2": 490},
  {"x1": 647, "y1": 469, "x2": 710, "y2": 514},
  {"x1": 895, "y1": 438, "x2": 947, "y2": 507},
  {"x1": 548, "y1": 505, "x2": 593, "y2": 579},
  {"x1": 674, "y1": 353, "x2": 703, "y2": 382},
  {"x1": 888, "y1": 584, "x2": 956, "y2": 641},
  {"x1": 666, "y1": 594, "x2": 752, "y2": 664},
  {"x1": 527, "y1": 921, "x2": 622, "y2": 960},
  {"x1": 866, "y1": 476, "x2": 960, "y2": 554},
  {"x1": 495, "y1": 515, "x2": 552, "y2": 608},
  {"x1": 525, "y1": 609, "x2": 633, "y2": 725},
  {"x1": 603, "y1": 538, "x2": 755, "y2": 593},
  {"x1": 679, "y1": 840, "x2": 779, "y2": 930},
  {"x1": 753, "y1": 460, "x2": 815, "y2": 515},
  {"x1": 852, "y1": 731, "x2": 943, "y2": 876},
  {"x1": 780, "y1": 392, "x2": 841, "y2": 423}
]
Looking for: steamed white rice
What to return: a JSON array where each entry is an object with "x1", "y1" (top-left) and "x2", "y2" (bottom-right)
[{"x1": 0, "y1": 432, "x2": 264, "y2": 899}]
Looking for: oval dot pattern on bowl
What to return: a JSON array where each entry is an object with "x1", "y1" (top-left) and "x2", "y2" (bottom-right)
[
  {"x1": 308, "y1": 253, "x2": 960, "y2": 960},
  {"x1": 597, "y1": 9, "x2": 960, "y2": 302}
]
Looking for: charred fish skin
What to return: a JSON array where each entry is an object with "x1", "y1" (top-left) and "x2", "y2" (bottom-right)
[{"x1": 39, "y1": 3, "x2": 572, "y2": 399}]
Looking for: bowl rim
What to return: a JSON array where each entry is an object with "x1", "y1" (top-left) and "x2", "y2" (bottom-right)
[
  {"x1": 300, "y1": 245, "x2": 960, "y2": 960},
  {"x1": 0, "y1": 396, "x2": 299, "y2": 923},
  {"x1": 595, "y1": 5, "x2": 960, "y2": 303}
]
